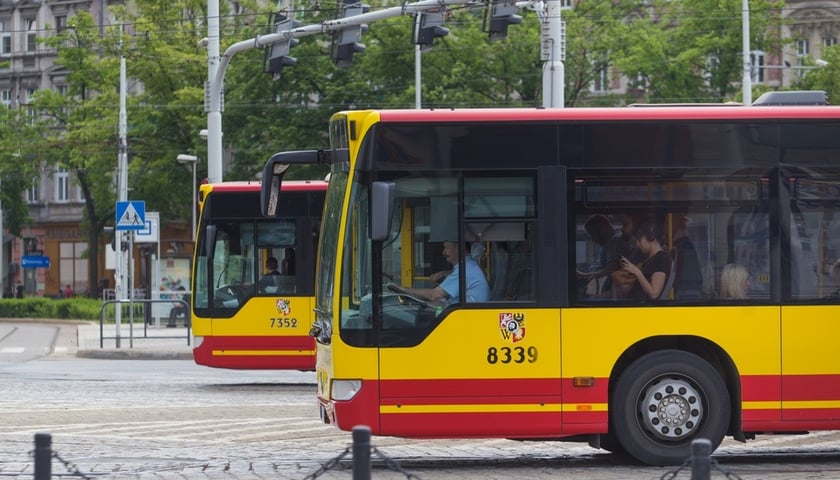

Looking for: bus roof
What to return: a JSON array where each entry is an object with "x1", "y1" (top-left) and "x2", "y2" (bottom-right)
[
  {"x1": 203, "y1": 179, "x2": 328, "y2": 193},
  {"x1": 373, "y1": 105, "x2": 840, "y2": 123}
]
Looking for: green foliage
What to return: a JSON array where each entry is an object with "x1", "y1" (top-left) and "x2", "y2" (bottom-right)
[
  {"x1": 795, "y1": 46, "x2": 840, "y2": 103},
  {"x1": 0, "y1": 297, "x2": 104, "y2": 320},
  {"x1": 612, "y1": 0, "x2": 783, "y2": 103}
]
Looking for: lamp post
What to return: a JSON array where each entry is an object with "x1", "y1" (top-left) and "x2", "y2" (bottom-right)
[{"x1": 176, "y1": 154, "x2": 198, "y2": 242}]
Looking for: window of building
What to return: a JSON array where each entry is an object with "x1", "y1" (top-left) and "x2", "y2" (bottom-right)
[
  {"x1": 750, "y1": 50, "x2": 765, "y2": 83},
  {"x1": 55, "y1": 166, "x2": 69, "y2": 202},
  {"x1": 55, "y1": 16, "x2": 67, "y2": 33},
  {"x1": 796, "y1": 40, "x2": 810, "y2": 78},
  {"x1": 26, "y1": 19, "x2": 37, "y2": 52},
  {"x1": 824, "y1": 37, "x2": 837, "y2": 48},
  {"x1": 23, "y1": 87, "x2": 35, "y2": 104},
  {"x1": 0, "y1": 89, "x2": 10, "y2": 106},
  {"x1": 797, "y1": 39, "x2": 810, "y2": 57},
  {"x1": 591, "y1": 62, "x2": 609, "y2": 93},
  {"x1": 26, "y1": 177, "x2": 39, "y2": 204},
  {"x1": 0, "y1": 20, "x2": 10, "y2": 56},
  {"x1": 59, "y1": 241, "x2": 88, "y2": 297}
]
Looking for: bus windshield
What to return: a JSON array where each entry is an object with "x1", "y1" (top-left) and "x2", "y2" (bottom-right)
[{"x1": 312, "y1": 171, "x2": 347, "y2": 342}]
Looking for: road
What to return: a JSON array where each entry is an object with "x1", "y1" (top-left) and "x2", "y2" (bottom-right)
[{"x1": 1, "y1": 322, "x2": 840, "y2": 479}]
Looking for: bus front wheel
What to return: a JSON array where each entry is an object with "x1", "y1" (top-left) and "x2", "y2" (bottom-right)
[{"x1": 611, "y1": 350, "x2": 730, "y2": 466}]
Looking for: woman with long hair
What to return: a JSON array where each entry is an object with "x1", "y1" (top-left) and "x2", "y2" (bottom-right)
[
  {"x1": 720, "y1": 263, "x2": 749, "y2": 299},
  {"x1": 619, "y1": 221, "x2": 670, "y2": 301}
]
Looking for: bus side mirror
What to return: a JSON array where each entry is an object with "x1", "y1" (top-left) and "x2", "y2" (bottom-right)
[
  {"x1": 260, "y1": 150, "x2": 321, "y2": 217},
  {"x1": 370, "y1": 181, "x2": 395, "y2": 241}
]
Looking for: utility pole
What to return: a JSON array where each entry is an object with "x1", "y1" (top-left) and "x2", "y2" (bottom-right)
[
  {"x1": 206, "y1": 0, "x2": 223, "y2": 183},
  {"x1": 415, "y1": 15, "x2": 422, "y2": 109},
  {"x1": 541, "y1": 0, "x2": 564, "y2": 108},
  {"x1": 115, "y1": 26, "x2": 128, "y2": 346},
  {"x1": 742, "y1": 0, "x2": 752, "y2": 106}
]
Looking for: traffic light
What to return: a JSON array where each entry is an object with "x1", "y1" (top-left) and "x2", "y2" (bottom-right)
[
  {"x1": 413, "y1": 12, "x2": 449, "y2": 51},
  {"x1": 331, "y1": 0, "x2": 369, "y2": 67},
  {"x1": 484, "y1": 0, "x2": 522, "y2": 41},
  {"x1": 264, "y1": 12, "x2": 301, "y2": 75},
  {"x1": 103, "y1": 227, "x2": 127, "y2": 252}
]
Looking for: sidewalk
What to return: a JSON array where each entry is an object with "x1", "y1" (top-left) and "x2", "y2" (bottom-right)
[{"x1": 76, "y1": 321, "x2": 194, "y2": 360}]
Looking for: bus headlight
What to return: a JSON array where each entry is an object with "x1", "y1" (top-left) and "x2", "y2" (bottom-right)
[
  {"x1": 331, "y1": 380, "x2": 362, "y2": 401},
  {"x1": 193, "y1": 336, "x2": 203, "y2": 348}
]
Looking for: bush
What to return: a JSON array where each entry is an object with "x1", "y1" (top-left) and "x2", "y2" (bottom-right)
[{"x1": 0, "y1": 297, "x2": 111, "y2": 321}]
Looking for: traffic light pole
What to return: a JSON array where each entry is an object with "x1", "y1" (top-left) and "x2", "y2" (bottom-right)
[
  {"x1": 204, "y1": 0, "x2": 567, "y2": 176},
  {"x1": 205, "y1": 0, "x2": 482, "y2": 182}
]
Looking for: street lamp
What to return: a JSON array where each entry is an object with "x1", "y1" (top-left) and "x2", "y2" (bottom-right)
[{"x1": 176, "y1": 154, "x2": 198, "y2": 242}]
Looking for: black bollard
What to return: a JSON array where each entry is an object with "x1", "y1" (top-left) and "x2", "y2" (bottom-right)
[
  {"x1": 34, "y1": 433, "x2": 51, "y2": 480},
  {"x1": 352, "y1": 425, "x2": 372, "y2": 480},
  {"x1": 690, "y1": 438, "x2": 711, "y2": 480}
]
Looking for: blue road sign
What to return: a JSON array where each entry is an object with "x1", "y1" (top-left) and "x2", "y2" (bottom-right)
[
  {"x1": 116, "y1": 201, "x2": 146, "y2": 231},
  {"x1": 21, "y1": 255, "x2": 50, "y2": 268}
]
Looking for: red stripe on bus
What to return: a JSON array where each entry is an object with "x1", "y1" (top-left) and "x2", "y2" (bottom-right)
[
  {"x1": 193, "y1": 335, "x2": 315, "y2": 370},
  {"x1": 208, "y1": 180, "x2": 328, "y2": 193},
  {"x1": 381, "y1": 378, "x2": 562, "y2": 399},
  {"x1": 740, "y1": 375, "x2": 782, "y2": 401},
  {"x1": 378, "y1": 106, "x2": 840, "y2": 123},
  {"x1": 780, "y1": 374, "x2": 840, "y2": 401},
  {"x1": 198, "y1": 335, "x2": 314, "y2": 349},
  {"x1": 380, "y1": 412, "x2": 566, "y2": 437}
]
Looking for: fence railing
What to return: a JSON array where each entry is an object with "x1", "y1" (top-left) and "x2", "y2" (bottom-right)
[{"x1": 98, "y1": 298, "x2": 191, "y2": 349}]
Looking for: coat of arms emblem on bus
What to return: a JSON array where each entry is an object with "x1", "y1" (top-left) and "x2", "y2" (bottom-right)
[
  {"x1": 276, "y1": 299, "x2": 291, "y2": 316},
  {"x1": 499, "y1": 313, "x2": 525, "y2": 343}
]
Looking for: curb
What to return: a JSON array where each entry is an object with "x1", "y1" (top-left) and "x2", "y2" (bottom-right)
[{"x1": 76, "y1": 349, "x2": 194, "y2": 360}]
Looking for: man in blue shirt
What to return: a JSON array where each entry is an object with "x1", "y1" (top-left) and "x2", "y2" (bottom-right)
[{"x1": 395, "y1": 241, "x2": 490, "y2": 306}]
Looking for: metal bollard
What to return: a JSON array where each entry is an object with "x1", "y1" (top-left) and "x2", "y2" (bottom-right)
[
  {"x1": 34, "y1": 432, "x2": 51, "y2": 480},
  {"x1": 352, "y1": 425, "x2": 372, "y2": 480},
  {"x1": 690, "y1": 438, "x2": 712, "y2": 480}
]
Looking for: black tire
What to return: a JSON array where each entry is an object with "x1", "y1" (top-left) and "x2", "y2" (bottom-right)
[{"x1": 611, "y1": 350, "x2": 730, "y2": 466}]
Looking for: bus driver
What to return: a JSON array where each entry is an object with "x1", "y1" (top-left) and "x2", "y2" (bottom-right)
[{"x1": 393, "y1": 241, "x2": 490, "y2": 307}]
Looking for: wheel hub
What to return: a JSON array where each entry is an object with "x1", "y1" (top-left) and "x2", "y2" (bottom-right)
[{"x1": 640, "y1": 378, "x2": 704, "y2": 441}]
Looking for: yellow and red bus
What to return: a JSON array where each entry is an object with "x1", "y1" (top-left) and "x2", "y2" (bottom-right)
[
  {"x1": 261, "y1": 100, "x2": 840, "y2": 465},
  {"x1": 190, "y1": 180, "x2": 326, "y2": 370}
]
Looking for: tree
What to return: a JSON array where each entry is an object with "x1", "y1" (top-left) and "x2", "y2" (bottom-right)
[
  {"x1": 796, "y1": 45, "x2": 840, "y2": 103},
  {"x1": 33, "y1": 3, "x2": 210, "y2": 296},
  {"x1": 612, "y1": 0, "x2": 783, "y2": 103},
  {"x1": 0, "y1": 106, "x2": 42, "y2": 237}
]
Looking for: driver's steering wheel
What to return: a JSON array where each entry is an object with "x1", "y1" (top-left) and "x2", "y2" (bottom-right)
[
  {"x1": 386, "y1": 283, "x2": 434, "y2": 309},
  {"x1": 214, "y1": 281, "x2": 246, "y2": 307}
]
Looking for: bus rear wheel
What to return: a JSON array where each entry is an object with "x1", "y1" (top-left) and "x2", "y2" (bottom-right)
[{"x1": 611, "y1": 350, "x2": 730, "y2": 466}]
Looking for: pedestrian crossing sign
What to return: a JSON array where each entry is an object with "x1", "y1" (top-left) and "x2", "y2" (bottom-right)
[{"x1": 116, "y1": 200, "x2": 146, "y2": 231}]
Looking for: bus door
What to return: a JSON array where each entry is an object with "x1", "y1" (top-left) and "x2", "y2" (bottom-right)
[
  {"x1": 373, "y1": 173, "x2": 558, "y2": 437},
  {"x1": 781, "y1": 168, "x2": 840, "y2": 422}
]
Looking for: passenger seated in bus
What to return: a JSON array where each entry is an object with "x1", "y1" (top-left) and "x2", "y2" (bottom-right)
[
  {"x1": 577, "y1": 214, "x2": 633, "y2": 297},
  {"x1": 259, "y1": 257, "x2": 282, "y2": 293},
  {"x1": 720, "y1": 263, "x2": 749, "y2": 299},
  {"x1": 616, "y1": 221, "x2": 670, "y2": 301},
  {"x1": 672, "y1": 214, "x2": 703, "y2": 299},
  {"x1": 392, "y1": 241, "x2": 490, "y2": 306}
]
